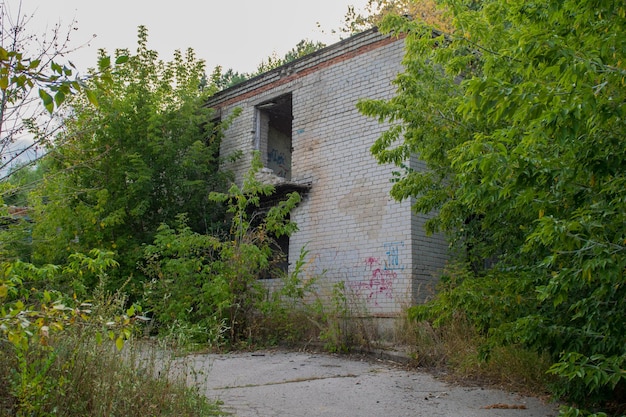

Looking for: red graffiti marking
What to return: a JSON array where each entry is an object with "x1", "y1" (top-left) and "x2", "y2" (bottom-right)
[
  {"x1": 365, "y1": 257, "x2": 379, "y2": 268},
  {"x1": 349, "y1": 258, "x2": 396, "y2": 306}
]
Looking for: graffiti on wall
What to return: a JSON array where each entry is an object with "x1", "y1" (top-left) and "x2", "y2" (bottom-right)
[
  {"x1": 383, "y1": 241, "x2": 405, "y2": 271},
  {"x1": 313, "y1": 242, "x2": 405, "y2": 307},
  {"x1": 267, "y1": 148, "x2": 289, "y2": 178},
  {"x1": 349, "y1": 256, "x2": 396, "y2": 306},
  {"x1": 268, "y1": 148, "x2": 286, "y2": 165}
]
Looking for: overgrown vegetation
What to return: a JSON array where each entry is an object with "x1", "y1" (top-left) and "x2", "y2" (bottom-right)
[
  {"x1": 142, "y1": 152, "x2": 304, "y2": 347},
  {"x1": 358, "y1": 1, "x2": 626, "y2": 415},
  {"x1": 3, "y1": 1, "x2": 624, "y2": 415},
  {"x1": 23, "y1": 26, "x2": 234, "y2": 297},
  {"x1": 391, "y1": 264, "x2": 554, "y2": 395},
  {"x1": 0, "y1": 21, "x2": 233, "y2": 414},
  {"x1": 138, "y1": 151, "x2": 379, "y2": 353},
  {"x1": 0, "y1": 248, "x2": 223, "y2": 416},
  {"x1": 0, "y1": 16, "x2": 337, "y2": 413}
]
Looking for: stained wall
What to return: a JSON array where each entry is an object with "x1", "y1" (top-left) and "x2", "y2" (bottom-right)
[{"x1": 207, "y1": 29, "x2": 448, "y2": 317}]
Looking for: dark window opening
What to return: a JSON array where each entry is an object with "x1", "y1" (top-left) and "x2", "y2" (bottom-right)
[
  {"x1": 256, "y1": 94, "x2": 292, "y2": 180},
  {"x1": 273, "y1": 232, "x2": 290, "y2": 275},
  {"x1": 250, "y1": 183, "x2": 310, "y2": 280},
  {"x1": 248, "y1": 206, "x2": 290, "y2": 279}
]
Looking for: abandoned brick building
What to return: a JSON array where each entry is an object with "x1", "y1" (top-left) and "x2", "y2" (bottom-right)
[{"x1": 206, "y1": 28, "x2": 448, "y2": 324}]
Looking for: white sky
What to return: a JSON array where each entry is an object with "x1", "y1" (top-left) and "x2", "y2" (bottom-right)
[
  {"x1": 12, "y1": 0, "x2": 369, "y2": 75},
  {"x1": 1, "y1": 0, "x2": 370, "y2": 172}
]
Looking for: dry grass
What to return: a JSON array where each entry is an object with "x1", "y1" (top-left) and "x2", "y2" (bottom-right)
[{"x1": 393, "y1": 313, "x2": 553, "y2": 397}]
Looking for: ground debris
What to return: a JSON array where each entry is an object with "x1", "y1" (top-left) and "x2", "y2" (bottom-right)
[{"x1": 481, "y1": 403, "x2": 528, "y2": 410}]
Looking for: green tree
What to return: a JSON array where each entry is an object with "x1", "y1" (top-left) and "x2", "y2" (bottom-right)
[
  {"x1": 255, "y1": 39, "x2": 327, "y2": 73},
  {"x1": 210, "y1": 67, "x2": 249, "y2": 91},
  {"x1": 341, "y1": 0, "x2": 454, "y2": 35},
  {"x1": 29, "y1": 26, "x2": 233, "y2": 294},
  {"x1": 358, "y1": 1, "x2": 626, "y2": 414},
  {"x1": 0, "y1": 5, "x2": 120, "y2": 264},
  {"x1": 0, "y1": 164, "x2": 41, "y2": 261}
]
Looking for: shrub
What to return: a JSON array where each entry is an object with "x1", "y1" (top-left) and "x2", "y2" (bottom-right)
[
  {"x1": 142, "y1": 152, "x2": 301, "y2": 347},
  {"x1": 0, "y1": 251, "x2": 223, "y2": 416},
  {"x1": 407, "y1": 263, "x2": 554, "y2": 396}
]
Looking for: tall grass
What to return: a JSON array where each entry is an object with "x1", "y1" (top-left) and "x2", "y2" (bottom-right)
[
  {"x1": 0, "y1": 327, "x2": 224, "y2": 417},
  {"x1": 0, "y1": 285, "x2": 225, "y2": 417},
  {"x1": 395, "y1": 313, "x2": 554, "y2": 397}
]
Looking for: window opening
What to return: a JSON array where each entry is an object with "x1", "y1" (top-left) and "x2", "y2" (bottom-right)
[
  {"x1": 249, "y1": 206, "x2": 290, "y2": 279},
  {"x1": 273, "y1": 229, "x2": 290, "y2": 275},
  {"x1": 255, "y1": 93, "x2": 292, "y2": 180}
]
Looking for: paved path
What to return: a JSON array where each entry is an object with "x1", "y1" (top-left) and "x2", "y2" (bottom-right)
[{"x1": 176, "y1": 349, "x2": 559, "y2": 417}]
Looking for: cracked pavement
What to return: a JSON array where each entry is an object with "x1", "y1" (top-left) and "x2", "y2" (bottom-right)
[{"x1": 176, "y1": 349, "x2": 559, "y2": 417}]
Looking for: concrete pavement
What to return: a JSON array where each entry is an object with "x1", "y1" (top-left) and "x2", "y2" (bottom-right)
[{"x1": 176, "y1": 349, "x2": 559, "y2": 417}]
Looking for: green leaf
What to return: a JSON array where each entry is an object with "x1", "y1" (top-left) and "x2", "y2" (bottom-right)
[
  {"x1": 51, "y1": 61, "x2": 62, "y2": 75},
  {"x1": 115, "y1": 55, "x2": 129, "y2": 64},
  {"x1": 115, "y1": 335, "x2": 124, "y2": 351},
  {"x1": 39, "y1": 88, "x2": 54, "y2": 113},
  {"x1": 28, "y1": 59, "x2": 41, "y2": 69},
  {"x1": 54, "y1": 90, "x2": 66, "y2": 107},
  {"x1": 85, "y1": 88, "x2": 98, "y2": 107},
  {"x1": 98, "y1": 56, "x2": 111, "y2": 71}
]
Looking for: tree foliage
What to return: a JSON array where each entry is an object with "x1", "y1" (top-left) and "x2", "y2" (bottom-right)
[
  {"x1": 358, "y1": 0, "x2": 626, "y2": 414},
  {"x1": 28, "y1": 26, "x2": 232, "y2": 293},
  {"x1": 211, "y1": 39, "x2": 327, "y2": 90},
  {"x1": 0, "y1": 4, "x2": 113, "y2": 178},
  {"x1": 142, "y1": 153, "x2": 301, "y2": 346},
  {"x1": 342, "y1": 0, "x2": 454, "y2": 35}
]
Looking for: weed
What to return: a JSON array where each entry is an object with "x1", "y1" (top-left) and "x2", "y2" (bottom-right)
[
  {"x1": 402, "y1": 263, "x2": 553, "y2": 388},
  {"x1": 0, "y1": 322, "x2": 225, "y2": 416},
  {"x1": 0, "y1": 261, "x2": 224, "y2": 416},
  {"x1": 303, "y1": 280, "x2": 379, "y2": 353}
]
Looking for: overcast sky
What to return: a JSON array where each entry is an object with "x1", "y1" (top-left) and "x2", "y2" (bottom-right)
[{"x1": 12, "y1": 0, "x2": 368, "y2": 75}]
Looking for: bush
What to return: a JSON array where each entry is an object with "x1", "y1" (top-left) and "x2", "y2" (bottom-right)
[
  {"x1": 0, "y1": 251, "x2": 223, "y2": 416},
  {"x1": 0, "y1": 325, "x2": 223, "y2": 416},
  {"x1": 407, "y1": 263, "x2": 554, "y2": 396},
  {"x1": 142, "y1": 152, "x2": 302, "y2": 347}
]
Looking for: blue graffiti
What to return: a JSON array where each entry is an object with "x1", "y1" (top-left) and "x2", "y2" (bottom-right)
[
  {"x1": 268, "y1": 148, "x2": 286, "y2": 165},
  {"x1": 383, "y1": 241, "x2": 405, "y2": 271}
]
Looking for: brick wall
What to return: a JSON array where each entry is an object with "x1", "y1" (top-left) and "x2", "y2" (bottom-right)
[{"x1": 208, "y1": 29, "x2": 448, "y2": 317}]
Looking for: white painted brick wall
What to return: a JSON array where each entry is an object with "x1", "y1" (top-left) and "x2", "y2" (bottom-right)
[{"x1": 210, "y1": 30, "x2": 448, "y2": 317}]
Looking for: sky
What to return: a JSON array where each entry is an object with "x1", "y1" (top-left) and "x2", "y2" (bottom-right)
[{"x1": 11, "y1": 0, "x2": 369, "y2": 75}]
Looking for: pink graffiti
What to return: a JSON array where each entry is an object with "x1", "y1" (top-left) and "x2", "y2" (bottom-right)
[
  {"x1": 365, "y1": 257, "x2": 379, "y2": 268},
  {"x1": 349, "y1": 257, "x2": 396, "y2": 306}
]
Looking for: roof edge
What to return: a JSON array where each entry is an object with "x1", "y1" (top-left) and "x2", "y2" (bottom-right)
[{"x1": 206, "y1": 27, "x2": 403, "y2": 107}]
